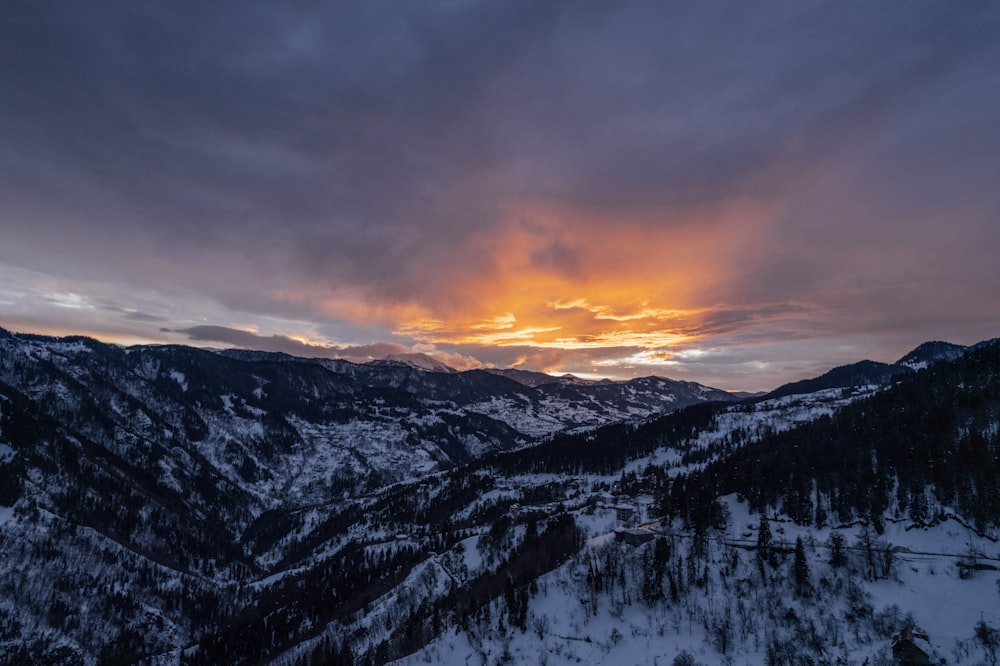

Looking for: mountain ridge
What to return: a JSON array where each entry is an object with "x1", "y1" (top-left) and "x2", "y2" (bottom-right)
[{"x1": 763, "y1": 339, "x2": 970, "y2": 400}]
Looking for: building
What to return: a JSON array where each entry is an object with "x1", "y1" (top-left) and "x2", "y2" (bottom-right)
[
  {"x1": 615, "y1": 527, "x2": 655, "y2": 546},
  {"x1": 613, "y1": 503, "x2": 635, "y2": 525},
  {"x1": 891, "y1": 627, "x2": 934, "y2": 666}
]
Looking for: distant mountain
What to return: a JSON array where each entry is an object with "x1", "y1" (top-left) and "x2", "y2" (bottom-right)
[
  {"x1": 728, "y1": 389, "x2": 767, "y2": 399},
  {"x1": 972, "y1": 337, "x2": 1000, "y2": 350},
  {"x1": 895, "y1": 340, "x2": 966, "y2": 370},
  {"x1": 0, "y1": 328, "x2": 735, "y2": 503},
  {"x1": 464, "y1": 374, "x2": 735, "y2": 437},
  {"x1": 484, "y1": 368, "x2": 595, "y2": 387},
  {"x1": 764, "y1": 360, "x2": 908, "y2": 400},
  {"x1": 375, "y1": 352, "x2": 458, "y2": 373},
  {"x1": 764, "y1": 339, "x2": 971, "y2": 400}
]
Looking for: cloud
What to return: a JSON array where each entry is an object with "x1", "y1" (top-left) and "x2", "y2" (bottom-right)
[
  {"x1": 2, "y1": 2, "x2": 1000, "y2": 391},
  {"x1": 173, "y1": 324, "x2": 487, "y2": 370},
  {"x1": 175, "y1": 325, "x2": 407, "y2": 360}
]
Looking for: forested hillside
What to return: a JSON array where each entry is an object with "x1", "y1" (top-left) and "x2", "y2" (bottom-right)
[
  {"x1": 0, "y1": 330, "x2": 998, "y2": 664},
  {"x1": 664, "y1": 341, "x2": 1000, "y2": 532}
]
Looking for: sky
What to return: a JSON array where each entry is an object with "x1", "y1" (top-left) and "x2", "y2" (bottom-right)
[{"x1": 2, "y1": 1, "x2": 999, "y2": 392}]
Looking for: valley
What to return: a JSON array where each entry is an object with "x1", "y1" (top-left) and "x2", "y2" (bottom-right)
[{"x1": 0, "y1": 328, "x2": 998, "y2": 665}]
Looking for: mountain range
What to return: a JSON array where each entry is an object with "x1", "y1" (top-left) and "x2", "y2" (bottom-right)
[{"x1": 0, "y1": 326, "x2": 997, "y2": 665}]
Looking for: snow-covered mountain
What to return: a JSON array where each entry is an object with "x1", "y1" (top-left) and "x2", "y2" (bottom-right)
[
  {"x1": 764, "y1": 340, "x2": 970, "y2": 400},
  {"x1": 375, "y1": 353, "x2": 459, "y2": 374},
  {"x1": 484, "y1": 368, "x2": 603, "y2": 387},
  {"x1": 0, "y1": 328, "x2": 735, "y2": 504},
  {"x1": 896, "y1": 340, "x2": 966, "y2": 370},
  {"x1": 1, "y1": 327, "x2": 998, "y2": 665}
]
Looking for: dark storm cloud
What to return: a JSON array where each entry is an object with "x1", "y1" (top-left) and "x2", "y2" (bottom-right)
[
  {"x1": 176, "y1": 325, "x2": 409, "y2": 360},
  {"x1": 0, "y1": 1, "x2": 563, "y2": 307},
  {"x1": 6, "y1": 2, "x2": 997, "y2": 285},
  {"x1": 119, "y1": 310, "x2": 168, "y2": 323}
]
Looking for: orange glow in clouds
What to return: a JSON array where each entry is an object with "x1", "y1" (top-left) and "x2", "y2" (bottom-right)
[
  {"x1": 263, "y1": 198, "x2": 779, "y2": 374},
  {"x1": 386, "y1": 198, "x2": 778, "y2": 367}
]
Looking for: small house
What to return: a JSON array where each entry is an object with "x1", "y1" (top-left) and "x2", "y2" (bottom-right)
[
  {"x1": 614, "y1": 503, "x2": 635, "y2": 525},
  {"x1": 615, "y1": 527, "x2": 655, "y2": 547},
  {"x1": 892, "y1": 627, "x2": 934, "y2": 666}
]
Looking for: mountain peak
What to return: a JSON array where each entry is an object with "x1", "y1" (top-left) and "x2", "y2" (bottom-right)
[
  {"x1": 895, "y1": 340, "x2": 966, "y2": 370},
  {"x1": 484, "y1": 368, "x2": 596, "y2": 387},
  {"x1": 374, "y1": 353, "x2": 457, "y2": 373},
  {"x1": 764, "y1": 359, "x2": 907, "y2": 400}
]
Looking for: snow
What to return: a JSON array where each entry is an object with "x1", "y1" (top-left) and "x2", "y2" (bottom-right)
[
  {"x1": 585, "y1": 532, "x2": 617, "y2": 550},
  {"x1": 868, "y1": 561, "x2": 999, "y2": 659},
  {"x1": 394, "y1": 493, "x2": 1000, "y2": 666},
  {"x1": 452, "y1": 488, "x2": 522, "y2": 522},
  {"x1": 2, "y1": 328, "x2": 997, "y2": 665},
  {"x1": 465, "y1": 383, "x2": 728, "y2": 439},
  {"x1": 168, "y1": 369, "x2": 187, "y2": 391},
  {"x1": 457, "y1": 535, "x2": 485, "y2": 571}
]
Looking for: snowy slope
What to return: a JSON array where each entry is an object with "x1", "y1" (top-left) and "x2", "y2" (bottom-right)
[{"x1": 397, "y1": 496, "x2": 1000, "y2": 666}]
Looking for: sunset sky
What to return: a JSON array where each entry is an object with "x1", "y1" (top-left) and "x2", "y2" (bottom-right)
[{"x1": 2, "y1": 2, "x2": 999, "y2": 391}]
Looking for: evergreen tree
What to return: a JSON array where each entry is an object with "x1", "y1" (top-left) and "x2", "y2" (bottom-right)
[
  {"x1": 756, "y1": 514, "x2": 772, "y2": 577},
  {"x1": 793, "y1": 536, "x2": 810, "y2": 597},
  {"x1": 858, "y1": 524, "x2": 876, "y2": 580},
  {"x1": 828, "y1": 531, "x2": 847, "y2": 569}
]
